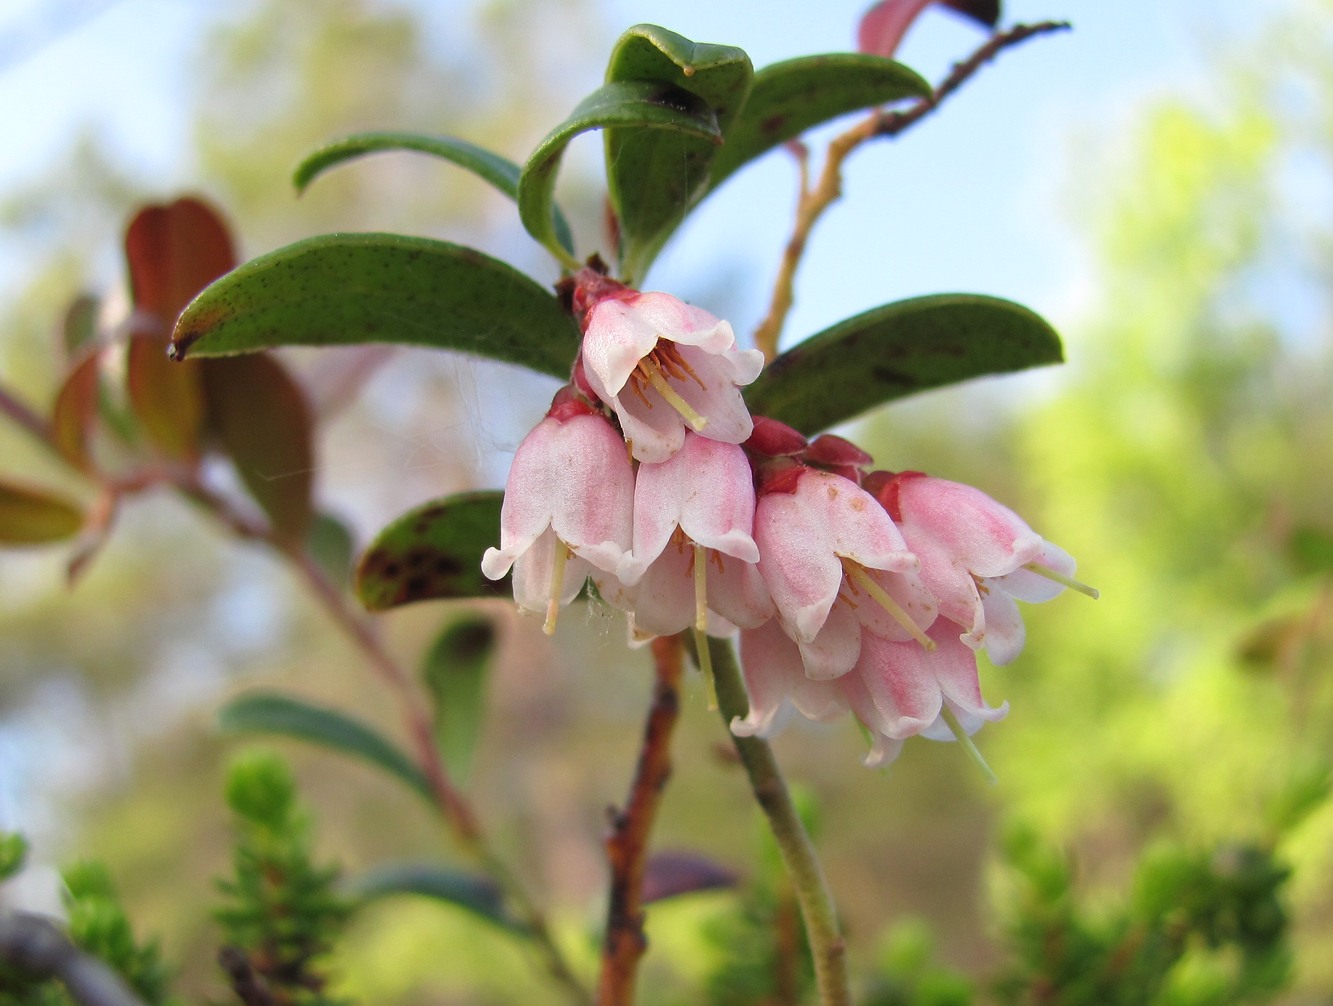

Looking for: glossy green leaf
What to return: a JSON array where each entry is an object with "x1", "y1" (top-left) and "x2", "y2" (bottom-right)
[
  {"x1": 708, "y1": 54, "x2": 931, "y2": 189},
  {"x1": 0, "y1": 481, "x2": 84, "y2": 545},
  {"x1": 421, "y1": 615, "x2": 496, "y2": 784},
  {"x1": 344, "y1": 862, "x2": 524, "y2": 933},
  {"x1": 518, "y1": 79, "x2": 722, "y2": 266},
  {"x1": 356, "y1": 492, "x2": 506, "y2": 611},
  {"x1": 218, "y1": 691, "x2": 432, "y2": 803},
  {"x1": 293, "y1": 131, "x2": 574, "y2": 255},
  {"x1": 169, "y1": 234, "x2": 579, "y2": 379},
  {"x1": 201, "y1": 354, "x2": 315, "y2": 547},
  {"x1": 604, "y1": 25, "x2": 753, "y2": 281},
  {"x1": 745, "y1": 294, "x2": 1063, "y2": 434}
]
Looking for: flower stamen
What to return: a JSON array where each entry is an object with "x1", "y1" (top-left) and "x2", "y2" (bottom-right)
[
  {"x1": 1022, "y1": 562, "x2": 1100, "y2": 599},
  {"x1": 840, "y1": 558, "x2": 935, "y2": 650},
  {"x1": 635, "y1": 356, "x2": 708, "y2": 431},
  {"x1": 544, "y1": 539, "x2": 572, "y2": 635}
]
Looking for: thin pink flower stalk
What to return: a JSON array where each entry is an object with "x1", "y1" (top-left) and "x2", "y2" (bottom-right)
[
  {"x1": 481, "y1": 388, "x2": 634, "y2": 635},
  {"x1": 575, "y1": 275, "x2": 764, "y2": 464},
  {"x1": 753, "y1": 462, "x2": 937, "y2": 680},
  {"x1": 867, "y1": 470, "x2": 1098, "y2": 665}
]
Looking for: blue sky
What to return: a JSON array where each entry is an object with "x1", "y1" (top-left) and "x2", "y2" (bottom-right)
[{"x1": 0, "y1": 0, "x2": 1249, "y2": 343}]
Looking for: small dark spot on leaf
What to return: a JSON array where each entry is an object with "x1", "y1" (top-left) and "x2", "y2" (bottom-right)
[{"x1": 433, "y1": 555, "x2": 463, "y2": 576}]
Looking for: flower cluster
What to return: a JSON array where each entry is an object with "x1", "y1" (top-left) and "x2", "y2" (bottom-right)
[{"x1": 483, "y1": 272, "x2": 1095, "y2": 767}]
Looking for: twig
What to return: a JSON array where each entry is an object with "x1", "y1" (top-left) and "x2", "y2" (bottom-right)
[
  {"x1": 751, "y1": 20, "x2": 1072, "y2": 360},
  {"x1": 0, "y1": 381, "x2": 57, "y2": 453},
  {"x1": 597, "y1": 635, "x2": 685, "y2": 1006},
  {"x1": 0, "y1": 911, "x2": 147, "y2": 1006},
  {"x1": 707, "y1": 638, "x2": 849, "y2": 1006}
]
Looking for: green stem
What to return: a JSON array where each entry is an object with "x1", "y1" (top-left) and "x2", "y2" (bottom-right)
[{"x1": 707, "y1": 638, "x2": 850, "y2": 1006}]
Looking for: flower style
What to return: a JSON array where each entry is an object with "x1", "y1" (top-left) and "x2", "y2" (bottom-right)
[
  {"x1": 867, "y1": 470, "x2": 1097, "y2": 665},
  {"x1": 613, "y1": 432, "x2": 772, "y2": 640},
  {"x1": 481, "y1": 389, "x2": 634, "y2": 634},
  {"x1": 753, "y1": 464, "x2": 937, "y2": 679},
  {"x1": 579, "y1": 289, "x2": 764, "y2": 464}
]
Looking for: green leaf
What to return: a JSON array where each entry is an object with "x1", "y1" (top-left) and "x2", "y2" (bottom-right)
[
  {"x1": 169, "y1": 234, "x2": 579, "y2": 379},
  {"x1": 344, "y1": 862, "x2": 525, "y2": 933},
  {"x1": 518, "y1": 79, "x2": 722, "y2": 266},
  {"x1": 421, "y1": 615, "x2": 496, "y2": 784},
  {"x1": 0, "y1": 481, "x2": 84, "y2": 545},
  {"x1": 218, "y1": 691, "x2": 433, "y2": 804},
  {"x1": 356, "y1": 492, "x2": 506, "y2": 611},
  {"x1": 293, "y1": 131, "x2": 574, "y2": 255},
  {"x1": 306, "y1": 510, "x2": 356, "y2": 587},
  {"x1": 603, "y1": 25, "x2": 753, "y2": 282},
  {"x1": 745, "y1": 294, "x2": 1063, "y2": 434},
  {"x1": 709, "y1": 54, "x2": 931, "y2": 189}
]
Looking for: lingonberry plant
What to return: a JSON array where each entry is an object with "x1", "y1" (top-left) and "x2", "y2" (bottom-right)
[{"x1": 2, "y1": 5, "x2": 1313, "y2": 1006}]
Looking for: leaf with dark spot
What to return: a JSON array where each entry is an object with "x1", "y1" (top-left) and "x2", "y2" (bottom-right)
[
  {"x1": 170, "y1": 234, "x2": 579, "y2": 380},
  {"x1": 744, "y1": 294, "x2": 1062, "y2": 434},
  {"x1": 356, "y1": 492, "x2": 507, "y2": 610}
]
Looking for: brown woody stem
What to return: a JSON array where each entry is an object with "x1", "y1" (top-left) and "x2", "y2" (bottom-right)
[
  {"x1": 752, "y1": 20, "x2": 1072, "y2": 360},
  {"x1": 597, "y1": 635, "x2": 685, "y2": 1006}
]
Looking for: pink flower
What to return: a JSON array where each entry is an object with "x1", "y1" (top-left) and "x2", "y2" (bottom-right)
[
  {"x1": 613, "y1": 433, "x2": 772, "y2": 639},
  {"x1": 731, "y1": 616, "x2": 1007, "y2": 770},
  {"x1": 579, "y1": 290, "x2": 764, "y2": 464},
  {"x1": 858, "y1": 0, "x2": 999, "y2": 59},
  {"x1": 848, "y1": 621, "x2": 1008, "y2": 766},
  {"x1": 754, "y1": 465, "x2": 937, "y2": 679},
  {"x1": 869, "y1": 471, "x2": 1096, "y2": 665},
  {"x1": 481, "y1": 389, "x2": 634, "y2": 634}
]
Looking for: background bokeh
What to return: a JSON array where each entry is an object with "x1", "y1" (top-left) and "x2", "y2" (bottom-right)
[{"x1": 2, "y1": 0, "x2": 1331, "y2": 1002}]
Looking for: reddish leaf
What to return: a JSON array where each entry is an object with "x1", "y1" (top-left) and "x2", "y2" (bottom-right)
[
  {"x1": 50, "y1": 348, "x2": 103, "y2": 467},
  {"x1": 0, "y1": 480, "x2": 84, "y2": 545},
  {"x1": 124, "y1": 196, "x2": 236, "y2": 321},
  {"x1": 123, "y1": 197, "x2": 237, "y2": 461},
  {"x1": 201, "y1": 354, "x2": 315, "y2": 546},
  {"x1": 127, "y1": 331, "x2": 205, "y2": 460},
  {"x1": 857, "y1": 0, "x2": 999, "y2": 58},
  {"x1": 641, "y1": 852, "x2": 738, "y2": 904}
]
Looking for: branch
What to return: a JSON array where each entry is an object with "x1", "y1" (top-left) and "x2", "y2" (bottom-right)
[
  {"x1": 751, "y1": 20, "x2": 1071, "y2": 359},
  {"x1": 873, "y1": 21, "x2": 1072, "y2": 138},
  {"x1": 0, "y1": 382, "x2": 54, "y2": 449},
  {"x1": 597, "y1": 635, "x2": 685, "y2": 1006},
  {"x1": 707, "y1": 638, "x2": 849, "y2": 1006},
  {"x1": 0, "y1": 911, "x2": 146, "y2": 1006}
]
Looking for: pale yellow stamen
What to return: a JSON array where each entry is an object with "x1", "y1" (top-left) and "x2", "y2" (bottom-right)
[
  {"x1": 544, "y1": 540, "x2": 572, "y2": 635},
  {"x1": 840, "y1": 559, "x2": 935, "y2": 650},
  {"x1": 1022, "y1": 562, "x2": 1100, "y2": 599},
  {"x1": 940, "y1": 706, "x2": 998, "y2": 785},
  {"x1": 638, "y1": 356, "x2": 708, "y2": 431}
]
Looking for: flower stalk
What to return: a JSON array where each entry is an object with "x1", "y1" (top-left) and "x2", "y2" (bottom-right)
[{"x1": 708, "y1": 636, "x2": 850, "y2": 1006}]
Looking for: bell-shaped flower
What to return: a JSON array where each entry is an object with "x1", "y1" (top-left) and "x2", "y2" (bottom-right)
[
  {"x1": 481, "y1": 389, "x2": 634, "y2": 634},
  {"x1": 849, "y1": 621, "x2": 1008, "y2": 767},
  {"x1": 580, "y1": 290, "x2": 764, "y2": 464},
  {"x1": 731, "y1": 619, "x2": 850, "y2": 738},
  {"x1": 615, "y1": 433, "x2": 772, "y2": 639},
  {"x1": 868, "y1": 471, "x2": 1097, "y2": 665},
  {"x1": 754, "y1": 465, "x2": 937, "y2": 679}
]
